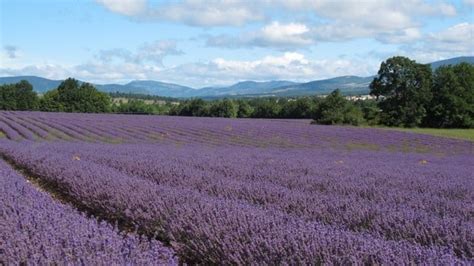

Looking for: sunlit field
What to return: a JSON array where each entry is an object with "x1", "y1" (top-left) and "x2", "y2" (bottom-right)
[
  {"x1": 382, "y1": 127, "x2": 474, "y2": 142},
  {"x1": 1, "y1": 111, "x2": 473, "y2": 264}
]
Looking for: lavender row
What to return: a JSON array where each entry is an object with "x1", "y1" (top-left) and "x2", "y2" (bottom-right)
[
  {"x1": 0, "y1": 158, "x2": 177, "y2": 265},
  {"x1": 0, "y1": 116, "x2": 37, "y2": 140},
  {"x1": 0, "y1": 120, "x2": 22, "y2": 140},
  {"x1": 18, "y1": 141, "x2": 474, "y2": 259},
  {"x1": 2, "y1": 111, "x2": 473, "y2": 154},
  {"x1": 0, "y1": 140, "x2": 469, "y2": 264}
]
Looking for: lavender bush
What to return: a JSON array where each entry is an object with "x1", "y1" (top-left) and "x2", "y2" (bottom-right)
[
  {"x1": 0, "y1": 111, "x2": 473, "y2": 264},
  {"x1": 0, "y1": 159, "x2": 177, "y2": 265}
]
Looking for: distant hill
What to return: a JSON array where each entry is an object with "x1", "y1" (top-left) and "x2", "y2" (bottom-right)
[
  {"x1": 1, "y1": 56, "x2": 472, "y2": 98},
  {"x1": 194, "y1": 80, "x2": 298, "y2": 97},
  {"x1": 429, "y1": 56, "x2": 474, "y2": 70},
  {"x1": 97, "y1": 80, "x2": 195, "y2": 97},
  {"x1": 267, "y1": 76, "x2": 373, "y2": 97},
  {"x1": 0, "y1": 76, "x2": 62, "y2": 93},
  {"x1": 0, "y1": 75, "x2": 371, "y2": 97}
]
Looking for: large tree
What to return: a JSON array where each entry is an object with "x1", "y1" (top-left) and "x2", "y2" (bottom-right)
[
  {"x1": 235, "y1": 100, "x2": 253, "y2": 118},
  {"x1": 424, "y1": 63, "x2": 474, "y2": 128},
  {"x1": 209, "y1": 99, "x2": 238, "y2": 118},
  {"x1": 0, "y1": 80, "x2": 38, "y2": 110},
  {"x1": 39, "y1": 78, "x2": 110, "y2": 113},
  {"x1": 14, "y1": 80, "x2": 38, "y2": 110},
  {"x1": 280, "y1": 97, "x2": 314, "y2": 118},
  {"x1": 312, "y1": 89, "x2": 364, "y2": 126},
  {"x1": 251, "y1": 99, "x2": 281, "y2": 118},
  {"x1": 370, "y1": 56, "x2": 432, "y2": 127},
  {"x1": 173, "y1": 99, "x2": 209, "y2": 116},
  {"x1": 0, "y1": 84, "x2": 17, "y2": 110}
]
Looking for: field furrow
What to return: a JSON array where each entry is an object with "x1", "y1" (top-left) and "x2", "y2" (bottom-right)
[{"x1": 1, "y1": 111, "x2": 473, "y2": 264}]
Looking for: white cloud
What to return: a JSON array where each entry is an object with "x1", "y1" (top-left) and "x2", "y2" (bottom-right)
[
  {"x1": 207, "y1": 19, "x2": 422, "y2": 48},
  {"x1": 429, "y1": 23, "x2": 473, "y2": 44},
  {"x1": 0, "y1": 52, "x2": 376, "y2": 87},
  {"x1": 157, "y1": 52, "x2": 377, "y2": 86},
  {"x1": 0, "y1": 64, "x2": 73, "y2": 81},
  {"x1": 376, "y1": 28, "x2": 422, "y2": 44},
  {"x1": 93, "y1": 0, "x2": 459, "y2": 50},
  {"x1": 97, "y1": 40, "x2": 183, "y2": 65},
  {"x1": 395, "y1": 22, "x2": 474, "y2": 63},
  {"x1": 96, "y1": 0, "x2": 262, "y2": 26},
  {"x1": 260, "y1": 22, "x2": 312, "y2": 45},
  {"x1": 302, "y1": 0, "x2": 455, "y2": 43},
  {"x1": 94, "y1": 0, "x2": 456, "y2": 31},
  {"x1": 207, "y1": 21, "x2": 313, "y2": 49},
  {"x1": 277, "y1": 0, "x2": 455, "y2": 22},
  {"x1": 463, "y1": 0, "x2": 474, "y2": 6},
  {"x1": 203, "y1": 0, "x2": 458, "y2": 48},
  {"x1": 151, "y1": 0, "x2": 263, "y2": 26},
  {"x1": 95, "y1": 0, "x2": 146, "y2": 16}
]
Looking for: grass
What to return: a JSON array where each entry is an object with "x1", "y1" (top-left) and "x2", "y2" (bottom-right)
[{"x1": 374, "y1": 127, "x2": 474, "y2": 142}]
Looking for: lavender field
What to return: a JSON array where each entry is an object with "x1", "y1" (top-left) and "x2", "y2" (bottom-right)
[{"x1": 0, "y1": 111, "x2": 473, "y2": 264}]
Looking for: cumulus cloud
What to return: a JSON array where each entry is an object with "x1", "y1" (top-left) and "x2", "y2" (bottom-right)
[
  {"x1": 206, "y1": 19, "x2": 422, "y2": 49},
  {"x1": 3, "y1": 45, "x2": 19, "y2": 59},
  {"x1": 94, "y1": 0, "x2": 456, "y2": 30},
  {"x1": 463, "y1": 0, "x2": 474, "y2": 6},
  {"x1": 149, "y1": 0, "x2": 263, "y2": 27},
  {"x1": 95, "y1": 0, "x2": 146, "y2": 16},
  {"x1": 207, "y1": 21, "x2": 313, "y2": 49},
  {"x1": 0, "y1": 52, "x2": 376, "y2": 87},
  {"x1": 301, "y1": 0, "x2": 455, "y2": 43},
  {"x1": 395, "y1": 22, "x2": 474, "y2": 63},
  {"x1": 375, "y1": 28, "x2": 422, "y2": 44},
  {"x1": 158, "y1": 52, "x2": 376, "y2": 86},
  {"x1": 278, "y1": 0, "x2": 455, "y2": 22},
  {"x1": 427, "y1": 23, "x2": 474, "y2": 53},
  {"x1": 260, "y1": 22, "x2": 312, "y2": 45},
  {"x1": 97, "y1": 40, "x2": 183, "y2": 65},
  {"x1": 96, "y1": 0, "x2": 262, "y2": 26},
  {"x1": 0, "y1": 64, "x2": 73, "y2": 80},
  {"x1": 0, "y1": 62, "x2": 160, "y2": 84},
  {"x1": 94, "y1": 0, "x2": 459, "y2": 49},
  {"x1": 203, "y1": 0, "x2": 458, "y2": 48}
]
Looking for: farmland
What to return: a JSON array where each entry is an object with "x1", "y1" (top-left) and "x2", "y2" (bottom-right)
[{"x1": 1, "y1": 111, "x2": 473, "y2": 264}]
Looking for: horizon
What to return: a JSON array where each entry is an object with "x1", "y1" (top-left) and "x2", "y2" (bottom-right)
[
  {"x1": 0, "y1": 73, "x2": 376, "y2": 89},
  {"x1": 1, "y1": 0, "x2": 473, "y2": 88}
]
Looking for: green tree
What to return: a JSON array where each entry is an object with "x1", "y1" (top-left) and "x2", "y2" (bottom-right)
[
  {"x1": 39, "y1": 78, "x2": 110, "y2": 113},
  {"x1": 370, "y1": 56, "x2": 432, "y2": 127},
  {"x1": 251, "y1": 99, "x2": 281, "y2": 118},
  {"x1": 312, "y1": 89, "x2": 364, "y2": 125},
  {"x1": 355, "y1": 99, "x2": 380, "y2": 125},
  {"x1": 39, "y1": 89, "x2": 64, "y2": 112},
  {"x1": 0, "y1": 84, "x2": 17, "y2": 110},
  {"x1": 424, "y1": 63, "x2": 474, "y2": 128},
  {"x1": 236, "y1": 100, "x2": 253, "y2": 118},
  {"x1": 177, "y1": 99, "x2": 209, "y2": 116},
  {"x1": 14, "y1": 80, "x2": 38, "y2": 110},
  {"x1": 209, "y1": 99, "x2": 238, "y2": 118},
  {"x1": 71, "y1": 82, "x2": 110, "y2": 113},
  {"x1": 0, "y1": 80, "x2": 38, "y2": 110},
  {"x1": 113, "y1": 100, "x2": 154, "y2": 114},
  {"x1": 280, "y1": 98, "x2": 314, "y2": 118}
]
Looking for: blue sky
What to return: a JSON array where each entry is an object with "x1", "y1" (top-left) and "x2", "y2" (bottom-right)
[{"x1": 1, "y1": 0, "x2": 473, "y2": 87}]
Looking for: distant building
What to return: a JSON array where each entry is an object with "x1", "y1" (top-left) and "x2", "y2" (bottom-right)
[{"x1": 345, "y1": 95, "x2": 376, "y2": 101}]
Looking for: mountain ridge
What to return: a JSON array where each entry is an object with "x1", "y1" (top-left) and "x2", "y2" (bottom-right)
[{"x1": 1, "y1": 56, "x2": 472, "y2": 98}]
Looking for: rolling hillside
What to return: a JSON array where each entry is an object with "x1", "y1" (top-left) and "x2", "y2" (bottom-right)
[{"x1": 1, "y1": 56, "x2": 472, "y2": 98}]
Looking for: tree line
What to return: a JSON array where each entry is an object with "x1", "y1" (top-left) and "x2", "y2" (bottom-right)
[
  {"x1": 1, "y1": 56, "x2": 472, "y2": 128},
  {"x1": 370, "y1": 56, "x2": 473, "y2": 128},
  {"x1": 0, "y1": 78, "x2": 111, "y2": 113}
]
